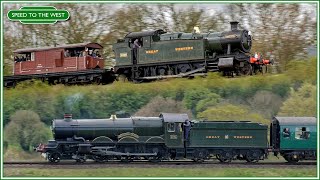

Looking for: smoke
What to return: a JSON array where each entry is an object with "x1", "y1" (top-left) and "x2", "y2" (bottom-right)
[{"x1": 64, "y1": 93, "x2": 84, "y2": 113}]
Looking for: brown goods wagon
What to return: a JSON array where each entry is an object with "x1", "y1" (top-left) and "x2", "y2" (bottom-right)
[{"x1": 13, "y1": 42, "x2": 104, "y2": 75}]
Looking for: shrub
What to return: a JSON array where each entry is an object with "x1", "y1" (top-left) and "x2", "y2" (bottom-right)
[
  {"x1": 197, "y1": 103, "x2": 269, "y2": 124},
  {"x1": 278, "y1": 83, "x2": 316, "y2": 116},
  {"x1": 4, "y1": 110, "x2": 51, "y2": 151}
]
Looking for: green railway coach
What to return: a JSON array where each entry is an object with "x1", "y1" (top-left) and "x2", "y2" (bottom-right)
[{"x1": 270, "y1": 117, "x2": 317, "y2": 162}]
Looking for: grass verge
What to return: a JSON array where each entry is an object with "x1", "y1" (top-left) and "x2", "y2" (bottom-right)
[{"x1": 4, "y1": 167, "x2": 317, "y2": 177}]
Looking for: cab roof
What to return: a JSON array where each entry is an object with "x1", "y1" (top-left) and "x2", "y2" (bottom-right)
[
  {"x1": 273, "y1": 117, "x2": 317, "y2": 126},
  {"x1": 125, "y1": 29, "x2": 166, "y2": 39},
  {"x1": 14, "y1": 42, "x2": 103, "y2": 53},
  {"x1": 160, "y1": 113, "x2": 189, "y2": 123}
]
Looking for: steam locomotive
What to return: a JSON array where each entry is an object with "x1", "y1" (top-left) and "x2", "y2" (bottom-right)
[
  {"x1": 35, "y1": 113, "x2": 316, "y2": 163},
  {"x1": 113, "y1": 21, "x2": 272, "y2": 81}
]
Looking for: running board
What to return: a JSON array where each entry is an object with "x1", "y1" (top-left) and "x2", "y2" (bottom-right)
[
  {"x1": 92, "y1": 149, "x2": 157, "y2": 156},
  {"x1": 137, "y1": 67, "x2": 206, "y2": 80}
]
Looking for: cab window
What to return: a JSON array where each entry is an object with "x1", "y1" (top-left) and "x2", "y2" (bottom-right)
[
  {"x1": 129, "y1": 38, "x2": 143, "y2": 48},
  {"x1": 167, "y1": 123, "x2": 175, "y2": 132},
  {"x1": 282, "y1": 128, "x2": 290, "y2": 138},
  {"x1": 295, "y1": 127, "x2": 310, "y2": 140}
]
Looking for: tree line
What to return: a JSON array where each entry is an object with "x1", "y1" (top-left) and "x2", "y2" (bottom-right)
[{"x1": 3, "y1": 57, "x2": 316, "y2": 155}]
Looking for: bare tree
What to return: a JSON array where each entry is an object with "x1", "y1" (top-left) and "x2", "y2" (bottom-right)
[
  {"x1": 135, "y1": 96, "x2": 192, "y2": 118},
  {"x1": 149, "y1": 4, "x2": 222, "y2": 32},
  {"x1": 224, "y1": 4, "x2": 316, "y2": 71}
]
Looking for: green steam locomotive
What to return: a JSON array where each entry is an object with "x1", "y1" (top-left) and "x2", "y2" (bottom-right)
[
  {"x1": 113, "y1": 21, "x2": 255, "y2": 81},
  {"x1": 35, "y1": 113, "x2": 316, "y2": 163}
]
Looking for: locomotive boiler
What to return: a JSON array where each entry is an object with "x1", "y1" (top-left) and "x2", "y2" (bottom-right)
[
  {"x1": 113, "y1": 21, "x2": 258, "y2": 82},
  {"x1": 38, "y1": 113, "x2": 189, "y2": 162},
  {"x1": 204, "y1": 21, "x2": 251, "y2": 54},
  {"x1": 53, "y1": 114, "x2": 164, "y2": 140}
]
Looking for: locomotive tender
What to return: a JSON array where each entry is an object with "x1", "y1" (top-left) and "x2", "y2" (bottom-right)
[{"x1": 35, "y1": 113, "x2": 316, "y2": 163}]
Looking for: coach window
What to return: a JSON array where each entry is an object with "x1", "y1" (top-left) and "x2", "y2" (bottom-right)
[
  {"x1": 65, "y1": 48, "x2": 85, "y2": 57},
  {"x1": 167, "y1": 123, "x2": 175, "y2": 132},
  {"x1": 143, "y1": 36, "x2": 151, "y2": 48},
  {"x1": 282, "y1": 128, "x2": 290, "y2": 138},
  {"x1": 21, "y1": 52, "x2": 34, "y2": 61},
  {"x1": 295, "y1": 127, "x2": 310, "y2": 140}
]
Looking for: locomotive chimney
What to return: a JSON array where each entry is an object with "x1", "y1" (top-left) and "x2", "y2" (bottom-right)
[
  {"x1": 64, "y1": 113, "x2": 73, "y2": 121},
  {"x1": 230, "y1": 21, "x2": 239, "y2": 31}
]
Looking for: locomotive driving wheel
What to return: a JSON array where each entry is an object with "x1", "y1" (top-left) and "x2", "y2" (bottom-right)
[
  {"x1": 75, "y1": 154, "x2": 87, "y2": 163},
  {"x1": 121, "y1": 156, "x2": 134, "y2": 163},
  {"x1": 76, "y1": 158, "x2": 86, "y2": 163},
  {"x1": 119, "y1": 147, "x2": 134, "y2": 163},
  {"x1": 48, "y1": 152, "x2": 61, "y2": 163},
  {"x1": 92, "y1": 155, "x2": 108, "y2": 163},
  {"x1": 158, "y1": 67, "x2": 167, "y2": 76},
  {"x1": 148, "y1": 147, "x2": 162, "y2": 163},
  {"x1": 178, "y1": 64, "x2": 191, "y2": 74},
  {"x1": 148, "y1": 156, "x2": 161, "y2": 163},
  {"x1": 131, "y1": 67, "x2": 144, "y2": 83}
]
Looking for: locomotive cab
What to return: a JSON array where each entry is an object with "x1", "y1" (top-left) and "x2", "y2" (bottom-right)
[{"x1": 161, "y1": 113, "x2": 189, "y2": 149}]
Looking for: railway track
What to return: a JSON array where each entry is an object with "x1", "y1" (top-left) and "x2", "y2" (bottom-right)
[{"x1": 4, "y1": 161, "x2": 316, "y2": 169}]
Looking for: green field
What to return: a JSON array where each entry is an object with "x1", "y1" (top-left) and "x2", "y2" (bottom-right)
[{"x1": 4, "y1": 167, "x2": 317, "y2": 177}]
